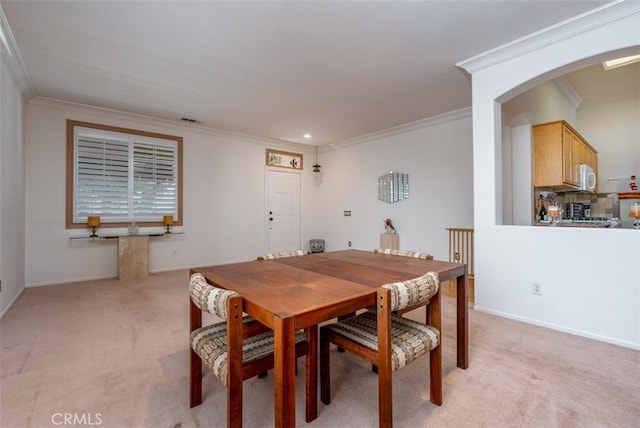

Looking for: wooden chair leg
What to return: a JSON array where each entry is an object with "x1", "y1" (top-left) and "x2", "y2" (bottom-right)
[
  {"x1": 190, "y1": 349, "x2": 203, "y2": 407},
  {"x1": 378, "y1": 363, "x2": 393, "y2": 428},
  {"x1": 320, "y1": 329, "x2": 331, "y2": 405},
  {"x1": 227, "y1": 373, "x2": 242, "y2": 428}
]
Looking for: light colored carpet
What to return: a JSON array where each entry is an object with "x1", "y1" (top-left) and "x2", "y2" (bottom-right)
[{"x1": 1, "y1": 269, "x2": 638, "y2": 427}]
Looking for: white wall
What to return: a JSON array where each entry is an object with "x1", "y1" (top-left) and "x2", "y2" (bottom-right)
[
  {"x1": 459, "y1": 2, "x2": 640, "y2": 349},
  {"x1": 24, "y1": 99, "x2": 322, "y2": 286},
  {"x1": 577, "y1": 96, "x2": 639, "y2": 194},
  {"x1": 23, "y1": 100, "x2": 472, "y2": 286},
  {"x1": 316, "y1": 110, "x2": 474, "y2": 261},
  {"x1": 0, "y1": 50, "x2": 26, "y2": 316}
]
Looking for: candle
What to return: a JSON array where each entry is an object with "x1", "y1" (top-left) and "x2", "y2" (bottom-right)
[
  {"x1": 548, "y1": 205, "x2": 560, "y2": 218},
  {"x1": 87, "y1": 215, "x2": 100, "y2": 227},
  {"x1": 630, "y1": 203, "x2": 640, "y2": 218}
]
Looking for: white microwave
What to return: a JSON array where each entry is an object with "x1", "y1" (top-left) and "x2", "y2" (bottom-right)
[{"x1": 579, "y1": 164, "x2": 596, "y2": 192}]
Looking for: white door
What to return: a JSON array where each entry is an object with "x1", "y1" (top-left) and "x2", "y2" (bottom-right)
[{"x1": 267, "y1": 169, "x2": 302, "y2": 253}]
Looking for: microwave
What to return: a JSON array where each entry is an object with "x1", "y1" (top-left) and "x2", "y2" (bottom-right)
[{"x1": 579, "y1": 164, "x2": 596, "y2": 192}]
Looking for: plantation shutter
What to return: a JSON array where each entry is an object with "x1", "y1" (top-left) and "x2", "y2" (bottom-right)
[
  {"x1": 73, "y1": 126, "x2": 178, "y2": 223},
  {"x1": 75, "y1": 133, "x2": 130, "y2": 220},
  {"x1": 132, "y1": 140, "x2": 178, "y2": 219}
]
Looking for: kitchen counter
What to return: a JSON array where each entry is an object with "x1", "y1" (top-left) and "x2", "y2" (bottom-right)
[{"x1": 535, "y1": 218, "x2": 618, "y2": 228}]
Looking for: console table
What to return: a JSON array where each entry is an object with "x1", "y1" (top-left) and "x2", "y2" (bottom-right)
[{"x1": 70, "y1": 232, "x2": 183, "y2": 280}]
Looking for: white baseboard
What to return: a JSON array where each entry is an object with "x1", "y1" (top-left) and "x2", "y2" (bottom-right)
[{"x1": 474, "y1": 305, "x2": 640, "y2": 351}]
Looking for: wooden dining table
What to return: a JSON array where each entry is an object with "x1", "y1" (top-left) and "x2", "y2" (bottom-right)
[{"x1": 191, "y1": 249, "x2": 468, "y2": 428}]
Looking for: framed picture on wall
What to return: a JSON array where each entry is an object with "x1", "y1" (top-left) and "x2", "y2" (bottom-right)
[{"x1": 266, "y1": 149, "x2": 303, "y2": 170}]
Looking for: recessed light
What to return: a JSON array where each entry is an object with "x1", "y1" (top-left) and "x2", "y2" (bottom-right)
[{"x1": 303, "y1": 134, "x2": 312, "y2": 139}]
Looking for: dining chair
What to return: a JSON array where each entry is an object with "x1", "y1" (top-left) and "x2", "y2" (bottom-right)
[
  {"x1": 320, "y1": 271, "x2": 442, "y2": 428},
  {"x1": 257, "y1": 250, "x2": 308, "y2": 260},
  {"x1": 374, "y1": 248, "x2": 433, "y2": 259},
  {"x1": 189, "y1": 272, "x2": 316, "y2": 427}
]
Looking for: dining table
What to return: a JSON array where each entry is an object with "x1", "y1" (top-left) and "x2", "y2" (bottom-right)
[{"x1": 191, "y1": 249, "x2": 468, "y2": 428}]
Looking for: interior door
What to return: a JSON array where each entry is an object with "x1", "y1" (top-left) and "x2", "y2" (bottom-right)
[{"x1": 267, "y1": 169, "x2": 302, "y2": 253}]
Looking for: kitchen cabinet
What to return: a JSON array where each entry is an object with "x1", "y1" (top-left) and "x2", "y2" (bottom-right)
[{"x1": 532, "y1": 120, "x2": 597, "y2": 190}]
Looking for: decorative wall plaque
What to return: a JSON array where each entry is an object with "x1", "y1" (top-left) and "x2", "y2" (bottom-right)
[{"x1": 266, "y1": 149, "x2": 303, "y2": 170}]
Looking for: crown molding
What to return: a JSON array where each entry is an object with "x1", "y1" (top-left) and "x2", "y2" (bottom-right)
[
  {"x1": 30, "y1": 96, "x2": 471, "y2": 154},
  {"x1": 456, "y1": 0, "x2": 640, "y2": 74},
  {"x1": 325, "y1": 106, "x2": 472, "y2": 151},
  {"x1": 28, "y1": 97, "x2": 310, "y2": 152},
  {"x1": 552, "y1": 77, "x2": 582, "y2": 109},
  {"x1": 0, "y1": 5, "x2": 35, "y2": 99}
]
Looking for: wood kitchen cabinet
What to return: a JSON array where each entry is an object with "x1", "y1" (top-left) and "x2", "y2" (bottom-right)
[{"x1": 532, "y1": 120, "x2": 597, "y2": 190}]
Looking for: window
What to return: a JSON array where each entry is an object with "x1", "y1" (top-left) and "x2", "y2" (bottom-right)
[{"x1": 66, "y1": 120, "x2": 183, "y2": 229}]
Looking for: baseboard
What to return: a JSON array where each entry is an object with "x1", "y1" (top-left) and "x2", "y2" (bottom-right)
[
  {"x1": 474, "y1": 305, "x2": 640, "y2": 351},
  {"x1": 0, "y1": 287, "x2": 25, "y2": 320}
]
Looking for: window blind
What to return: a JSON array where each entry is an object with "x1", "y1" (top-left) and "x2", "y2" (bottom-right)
[{"x1": 74, "y1": 127, "x2": 178, "y2": 223}]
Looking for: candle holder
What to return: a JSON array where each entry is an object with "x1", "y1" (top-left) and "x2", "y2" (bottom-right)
[
  {"x1": 630, "y1": 203, "x2": 640, "y2": 229},
  {"x1": 87, "y1": 215, "x2": 101, "y2": 237},
  {"x1": 163, "y1": 215, "x2": 174, "y2": 234}
]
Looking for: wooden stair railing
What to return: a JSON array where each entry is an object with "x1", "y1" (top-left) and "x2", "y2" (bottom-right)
[{"x1": 445, "y1": 227, "x2": 474, "y2": 303}]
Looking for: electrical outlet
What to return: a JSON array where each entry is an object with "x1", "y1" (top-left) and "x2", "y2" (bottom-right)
[
  {"x1": 348, "y1": 241, "x2": 352, "y2": 247},
  {"x1": 344, "y1": 210, "x2": 352, "y2": 216},
  {"x1": 532, "y1": 282, "x2": 542, "y2": 295}
]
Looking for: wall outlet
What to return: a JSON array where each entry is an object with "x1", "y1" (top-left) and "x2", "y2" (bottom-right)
[
  {"x1": 344, "y1": 210, "x2": 352, "y2": 216},
  {"x1": 532, "y1": 282, "x2": 542, "y2": 295},
  {"x1": 348, "y1": 241, "x2": 352, "y2": 247}
]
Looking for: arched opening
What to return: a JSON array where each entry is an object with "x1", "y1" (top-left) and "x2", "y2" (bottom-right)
[{"x1": 498, "y1": 52, "x2": 639, "y2": 228}]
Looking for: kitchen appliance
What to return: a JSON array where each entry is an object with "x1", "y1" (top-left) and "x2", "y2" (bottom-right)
[
  {"x1": 565, "y1": 202, "x2": 585, "y2": 219},
  {"x1": 578, "y1": 164, "x2": 596, "y2": 192}
]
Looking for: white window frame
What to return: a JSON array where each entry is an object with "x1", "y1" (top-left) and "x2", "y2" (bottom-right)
[{"x1": 66, "y1": 120, "x2": 183, "y2": 229}]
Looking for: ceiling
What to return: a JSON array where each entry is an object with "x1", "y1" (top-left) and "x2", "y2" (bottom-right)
[{"x1": 1, "y1": 1, "x2": 615, "y2": 145}]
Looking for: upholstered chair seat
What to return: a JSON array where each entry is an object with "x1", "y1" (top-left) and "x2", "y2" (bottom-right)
[
  {"x1": 323, "y1": 310, "x2": 439, "y2": 371},
  {"x1": 191, "y1": 320, "x2": 307, "y2": 386},
  {"x1": 320, "y1": 271, "x2": 442, "y2": 428}
]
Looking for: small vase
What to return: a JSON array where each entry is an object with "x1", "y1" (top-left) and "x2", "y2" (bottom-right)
[{"x1": 128, "y1": 222, "x2": 138, "y2": 235}]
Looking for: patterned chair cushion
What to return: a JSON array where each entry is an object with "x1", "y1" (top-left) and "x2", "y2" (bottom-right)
[
  {"x1": 191, "y1": 321, "x2": 307, "y2": 385},
  {"x1": 189, "y1": 273, "x2": 238, "y2": 319},
  {"x1": 263, "y1": 250, "x2": 306, "y2": 260},
  {"x1": 381, "y1": 271, "x2": 439, "y2": 311},
  {"x1": 374, "y1": 248, "x2": 433, "y2": 259},
  {"x1": 409, "y1": 252, "x2": 432, "y2": 259},
  {"x1": 382, "y1": 272, "x2": 440, "y2": 311},
  {"x1": 323, "y1": 310, "x2": 439, "y2": 371}
]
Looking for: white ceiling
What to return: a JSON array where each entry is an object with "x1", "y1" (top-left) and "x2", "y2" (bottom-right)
[{"x1": 1, "y1": 1, "x2": 615, "y2": 145}]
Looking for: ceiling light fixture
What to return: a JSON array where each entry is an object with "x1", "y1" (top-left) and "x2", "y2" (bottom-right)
[
  {"x1": 303, "y1": 134, "x2": 312, "y2": 139},
  {"x1": 603, "y1": 54, "x2": 640, "y2": 70},
  {"x1": 312, "y1": 145, "x2": 321, "y2": 173}
]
